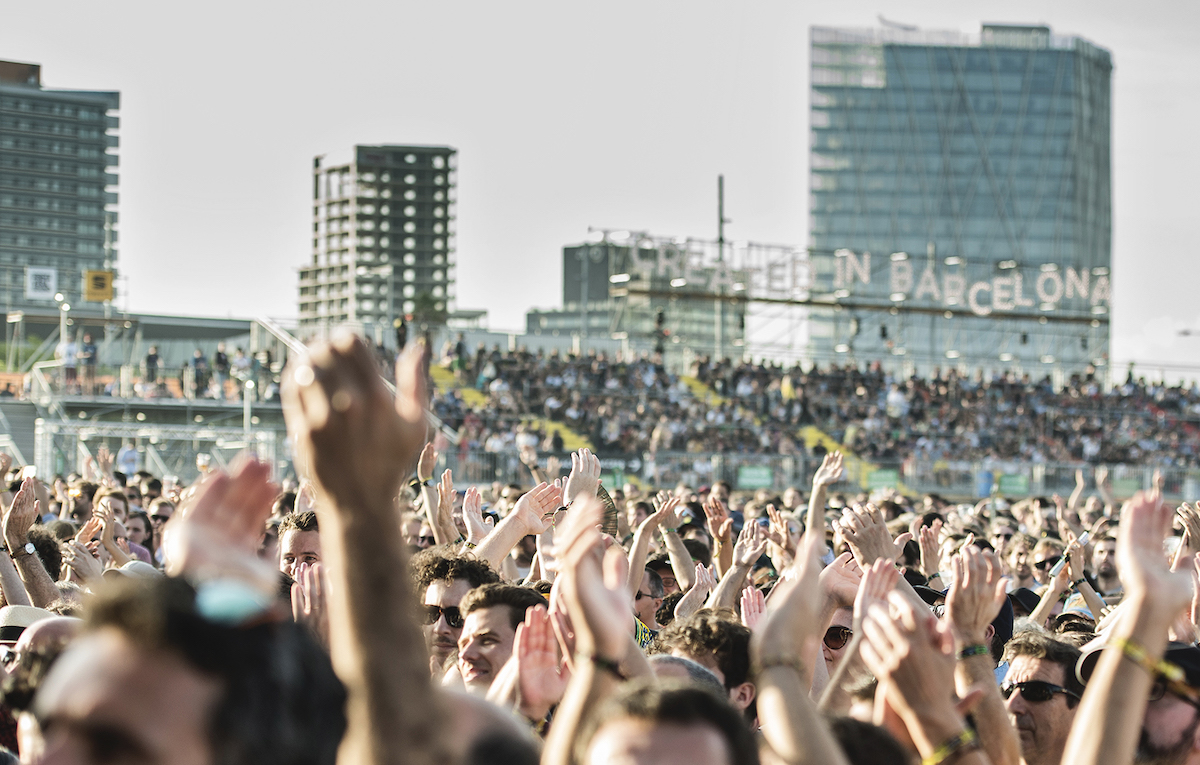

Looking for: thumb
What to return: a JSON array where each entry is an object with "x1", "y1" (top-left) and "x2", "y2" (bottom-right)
[{"x1": 894, "y1": 532, "x2": 913, "y2": 549}]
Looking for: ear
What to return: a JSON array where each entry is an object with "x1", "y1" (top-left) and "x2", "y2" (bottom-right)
[
  {"x1": 984, "y1": 623, "x2": 995, "y2": 646},
  {"x1": 728, "y1": 681, "x2": 757, "y2": 711}
]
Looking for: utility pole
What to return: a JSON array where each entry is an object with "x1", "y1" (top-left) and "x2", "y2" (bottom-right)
[{"x1": 715, "y1": 176, "x2": 731, "y2": 361}]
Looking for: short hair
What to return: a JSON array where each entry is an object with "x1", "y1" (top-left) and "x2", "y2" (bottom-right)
[
  {"x1": 70, "y1": 481, "x2": 99, "y2": 503},
  {"x1": 410, "y1": 549, "x2": 501, "y2": 593},
  {"x1": 148, "y1": 497, "x2": 175, "y2": 514},
  {"x1": 86, "y1": 576, "x2": 346, "y2": 765},
  {"x1": 1032, "y1": 538, "x2": 1065, "y2": 558},
  {"x1": 576, "y1": 680, "x2": 758, "y2": 765},
  {"x1": 279, "y1": 510, "x2": 319, "y2": 536},
  {"x1": 646, "y1": 655, "x2": 726, "y2": 695},
  {"x1": 652, "y1": 609, "x2": 751, "y2": 690},
  {"x1": 27, "y1": 526, "x2": 62, "y2": 583},
  {"x1": 273, "y1": 492, "x2": 297, "y2": 516},
  {"x1": 644, "y1": 568, "x2": 664, "y2": 599},
  {"x1": 141, "y1": 477, "x2": 163, "y2": 496},
  {"x1": 1001, "y1": 631, "x2": 1084, "y2": 707},
  {"x1": 683, "y1": 538, "x2": 713, "y2": 567},
  {"x1": 95, "y1": 487, "x2": 129, "y2": 513},
  {"x1": 459, "y1": 584, "x2": 547, "y2": 631}
]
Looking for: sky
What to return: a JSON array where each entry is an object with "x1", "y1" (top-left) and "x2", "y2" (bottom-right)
[{"x1": 4, "y1": 0, "x2": 1200, "y2": 377}]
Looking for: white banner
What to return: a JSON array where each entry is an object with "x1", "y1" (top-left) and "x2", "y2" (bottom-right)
[{"x1": 24, "y1": 267, "x2": 57, "y2": 301}]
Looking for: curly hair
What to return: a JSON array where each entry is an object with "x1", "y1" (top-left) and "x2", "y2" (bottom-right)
[
  {"x1": 650, "y1": 609, "x2": 751, "y2": 690},
  {"x1": 410, "y1": 548, "x2": 501, "y2": 594},
  {"x1": 279, "y1": 510, "x2": 319, "y2": 535}
]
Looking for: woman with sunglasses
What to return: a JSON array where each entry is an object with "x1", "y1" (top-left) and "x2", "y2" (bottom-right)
[{"x1": 822, "y1": 608, "x2": 855, "y2": 676}]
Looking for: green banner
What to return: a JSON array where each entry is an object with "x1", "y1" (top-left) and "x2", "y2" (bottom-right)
[
  {"x1": 737, "y1": 465, "x2": 774, "y2": 490},
  {"x1": 867, "y1": 469, "x2": 900, "y2": 490},
  {"x1": 997, "y1": 474, "x2": 1030, "y2": 495}
]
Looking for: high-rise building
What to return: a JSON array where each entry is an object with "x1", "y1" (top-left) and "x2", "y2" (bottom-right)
[
  {"x1": 0, "y1": 60, "x2": 119, "y2": 313},
  {"x1": 299, "y1": 145, "x2": 456, "y2": 339},
  {"x1": 804, "y1": 24, "x2": 1112, "y2": 379}
]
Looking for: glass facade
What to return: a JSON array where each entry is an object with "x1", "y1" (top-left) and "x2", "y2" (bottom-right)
[
  {"x1": 806, "y1": 25, "x2": 1112, "y2": 379},
  {"x1": 0, "y1": 61, "x2": 119, "y2": 314}
]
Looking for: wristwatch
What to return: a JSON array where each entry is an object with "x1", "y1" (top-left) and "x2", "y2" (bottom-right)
[{"x1": 14, "y1": 542, "x2": 35, "y2": 557}]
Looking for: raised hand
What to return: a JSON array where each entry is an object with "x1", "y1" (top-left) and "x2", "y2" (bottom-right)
[
  {"x1": 853, "y1": 558, "x2": 900, "y2": 633},
  {"x1": 161, "y1": 459, "x2": 278, "y2": 590},
  {"x1": 291, "y1": 561, "x2": 330, "y2": 649},
  {"x1": 519, "y1": 444, "x2": 539, "y2": 470},
  {"x1": 435, "y1": 469, "x2": 455, "y2": 527},
  {"x1": 919, "y1": 518, "x2": 943, "y2": 579},
  {"x1": 733, "y1": 521, "x2": 768, "y2": 568},
  {"x1": 652, "y1": 491, "x2": 682, "y2": 531},
  {"x1": 514, "y1": 605, "x2": 570, "y2": 720},
  {"x1": 945, "y1": 547, "x2": 1008, "y2": 646},
  {"x1": 674, "y1": 564, "x2": 715, "y2": 621},
  {"x1": 417, "y1": 442, "x2": 437, "y2": 482},
  {"x1": 461, "y1": 486, "x2": 493, "y2": 545},
  {"x1": 740, "y1": 585, "x2": 766, "y2": 631},
  {"x1": 0, "y1": 452, "x2": 11, "y2": 480},
  {"x1": 765, "y1": 504, "x2": 797, "y2": 555},
  {"x1": 3, "y1": 477, "x2": 41, "y2": 551},
  {"x1": 282, "y1": 336, "x2": 429, "y2": 512},
  {"x1": 1119, "y1": 491, "x2": 1193, "y2": 617},
  {"x1": 819, "y1": 552, "x2": 864, "y2": 609},
  {"x1": 813, "y1": 451, "x2": 845, "y2": 488},
  {"x1": 61, "y1": 540, "x2": 102, "y2": 584},
  {"x1": 552, "y1": 496, "x2": 632, "y2": 661},
  {"x1": 95, "y1": 445, "x2": 114, "y2": 477},
  {"x1": 564, "y1": 449, "x2": 601, "y2": 504},
  {"x1": 545, "y1": 456, "x2": 563, "y2": 480},
  {"x1": 513, "y1": 481, "x2": 565, "y2": 536},
  {"x1": 74, "y1": 516, "x2": 102, "y2": 545},
  {"x1": 837, "y1": 503, "x2": 912, "y2": 566},
  {"x1": 703, "y1": 495, "x2": 733, "y2": 543}
]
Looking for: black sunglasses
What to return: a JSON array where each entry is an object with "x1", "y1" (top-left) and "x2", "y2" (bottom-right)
[
  {"x1": 992, "y1": 532, "x2": 1014, "y2": 540},
  {"x1": 151, "y1": 514, "x2": 171, "y2": 523},
  {"x1": 1001, "y1": 680, "x2": 1080, "y2": 703},
  {"x1": 823, "y1": 625, "x2": 853, "y2": 651},
  {"x1": 422, "y1": 605, "x2": 464, "y2": 629},
  {"x1": 1149, "y1": 676, "x2": 1200, "y2": 709},
  {"x1": 1034, "y1": 556, "x2": 1062, "y2": 571},
  {"x1": 635, "y1": 591, "x2": 660, "y2": 601}
]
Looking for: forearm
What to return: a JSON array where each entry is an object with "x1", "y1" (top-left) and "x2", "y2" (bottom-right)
[
  {"x1": 1076, "y1": 581, "x2": 1107, "y2": 621},
  {"x1": 1029, "y1": 584, "x2": 1066, "y2": 626},
  {"x1": 322, "y1": 497, "x2": 446, "y2": 765},
  {"x1": 418, "y1": 485, "x2": 452, "y2": 546},
  {"x1": 1061, "y1": 596, "x2": 1171, "y2": 765},
  {"x1": 714, "y1": 539, "x2": 733, "y2": 578},
  {"x1": 956, "y1": 655, "x2": 1020, "y2": 765},
  {"x1": 542, "y1": 662, "x2": 618, "y2": 765},
  {"x1": 471, "y1": 516, "x2": 531, "y2": 571},
  {"x1": 625, "y1": 525, "x2": 657, "y2": 598},
  {"x1": 12, "y1": 552, "x2": 58, "y2": 608},
  {"x1": 662, "y1": 531, "x2": 694, "y2": 591},
  {"x1": 807, "y1": 485, "x2": 827, "y2": 538},
  {"x1": 0, "y1": 554, "x2": 29, "y2": 607},
  {"x1": 706, "y1": 563, "x2": 752, "y2": 612},
  {"x1": 103, "y1": 540, "x2": 133, "y2": 569},
  {"x1": 1068, "y1": 484, "x2": 1084, "y2": 514},
  {"x1": 757, "y1": 665, "x2": 851, "y2": 765}
]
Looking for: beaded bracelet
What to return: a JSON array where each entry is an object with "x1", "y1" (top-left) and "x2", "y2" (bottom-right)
[
  {"x1": 1073, "y1": 578, "x2": 1088, "y2": 589},
  {"x1": 957, "y1": 644, "x2": 989, "y2": 660},
  {"x1": 921, "y1": 728, "x2": 979, "y2": 765},
  {"x1": 1113, "y1": 637, "x2": 1186, "y2": 684}
]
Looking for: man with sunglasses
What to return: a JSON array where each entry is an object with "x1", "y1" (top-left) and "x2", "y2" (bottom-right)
[
  {"x1": 822, "y1": 609, "x2": 854, "y2": 676},
  {"x1": 411, "y1": 549, "x2": 500, "y2": 675},
  {"x1": 1000, "y1": 631, "x2": 1083, "y2": 765},
  {"x1": 1032, "y1": 539, "x2": 1066, "y2": 588}
]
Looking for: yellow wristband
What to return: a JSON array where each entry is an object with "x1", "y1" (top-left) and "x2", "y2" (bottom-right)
[
  {"x1": 1113, "y1": 637, "x2": 1186, "y2": 684},
  {"x1": 921, "y1": 728, "x2": 978, "y2": 765}
]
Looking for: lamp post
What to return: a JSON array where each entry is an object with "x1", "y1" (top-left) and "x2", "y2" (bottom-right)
[
  {"x1": 243, "y1": 379, "x2": 255, "y2": 434},
  {"x1": 55, "y1": 293, "x2": 70, "y2": 392}
]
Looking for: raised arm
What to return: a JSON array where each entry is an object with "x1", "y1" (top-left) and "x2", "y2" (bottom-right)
[
  {"x1": 470, "y1": 482, "x2": 562, "y2": 573},
  {"x1": 282, "y1": 336, "x2": 446, "y2": 765},
  {"x1": 807, "y1": 452, "x2": 843, "y2": 540},
  {"x1": 707, "y1": 521, "x2": 767, "y2": 612},
  {"x1": 702, "y1": 495, "x2": 734, "y2": 577},
  {"x1": 753, "y1": 526, "x2": 851, "y2": 765},
  {"x1": 2, "y1": 478, "x2": 58, "y2": 608},
  {"x1": 1060, "y1": 491, "x2": 1193, "y2": 765}
]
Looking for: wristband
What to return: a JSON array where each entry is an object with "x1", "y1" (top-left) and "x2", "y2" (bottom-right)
[
  {"x1": 590, "y1": 654, "x2": 627, "y2": 680},
  {"x1": 1113, "y1": 637, "x2": 1189, "y2": 688},
  {"x1": 661, "y1": 527, "x2": 677, "y2": 535},
  {"x1": 753, "y1": 654, "x2": 805, "y2": 679},
  {"x1": 1073, "y1": 578, "x2": 1088, "y2": 589},
  {"x1": 921, "y1": 728, "x2": 978, "y2": 765},
  {"x1": 957, "y1": 644, "x2": 989, "y2": 660},
  {"x1": 463, "y1": 541, "x2": 477, "y2": 550}
]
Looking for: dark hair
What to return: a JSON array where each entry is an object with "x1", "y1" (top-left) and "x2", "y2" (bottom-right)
[
  {"x1": 683, "y1": 538, "x2": 713, "y2": 567},
  {"x1": 127, "y1": 510, "x2": 156, "y2": 554},
  {"x1": 141, "y1": 477, "x2": 163, "y2": 496},
  {"x1": 644, "y1": 568, "x2": 664, "y2": 599},
  {"x1": 646, "y1": 655, "x2": 726, "y2": 696},
  {"x1": 27, "y1": 526, "x2": 62, "y2": 583},
  {"x1": 88, "y1": 577, "x2": 347, "y2": 765},
  {"x1": 657, "y1": 591, "x2": 684, "y2": 627},
  {"x1": 410, "y1": 549, "x2": 501, "y2": 593},
  {"x1": 459, "y1": 584, "x2": 547, "y2": 631},
  {"x1": 70, "y1": 480, "x2": 99, "y2": 503},
  {"x1": 652, "y1": 610, "x2": 751, "y2": 690},
  {"x1": 828, "y1": 717, "x2": 909, "y2": 765},
  {"x1": 576, "y1": 680, "x2": 759, "y2": 765},
  {"x1": 279, "y1": 510, "x2": 319, "y2": 535},
  {"x1": 1001, "y1": 631, "x2": 1084, "y2": 707},
  {"x1": 273, "y1": 492, "x2": 297, "y2": 516}
]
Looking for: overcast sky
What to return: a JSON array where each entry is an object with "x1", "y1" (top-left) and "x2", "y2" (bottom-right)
[{"x1": 4, "y1": 0, "x2": 1199, "y2": 377}]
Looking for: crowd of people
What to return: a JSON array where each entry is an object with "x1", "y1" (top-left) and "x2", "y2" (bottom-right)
[
  {"x1": 0, "y1": 334, "x2": 1197, "y2": 765},
  {"x1": 428, "y1": 344, "x2": 1200, "y2": 467}
]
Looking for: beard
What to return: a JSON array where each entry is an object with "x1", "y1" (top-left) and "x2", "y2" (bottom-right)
[{"x1": 1137, "y1": 710, "x2": 1200, "y2": 765}]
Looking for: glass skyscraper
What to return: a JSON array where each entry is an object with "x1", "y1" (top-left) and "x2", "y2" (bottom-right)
[{"x1": 804, "y1": 24, "x2": 1112, "y2": 380}]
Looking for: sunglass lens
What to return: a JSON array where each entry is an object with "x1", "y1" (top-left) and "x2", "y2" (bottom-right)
[{"x1": 444, "y1": 607, "x2": 464, "y2": 629}]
